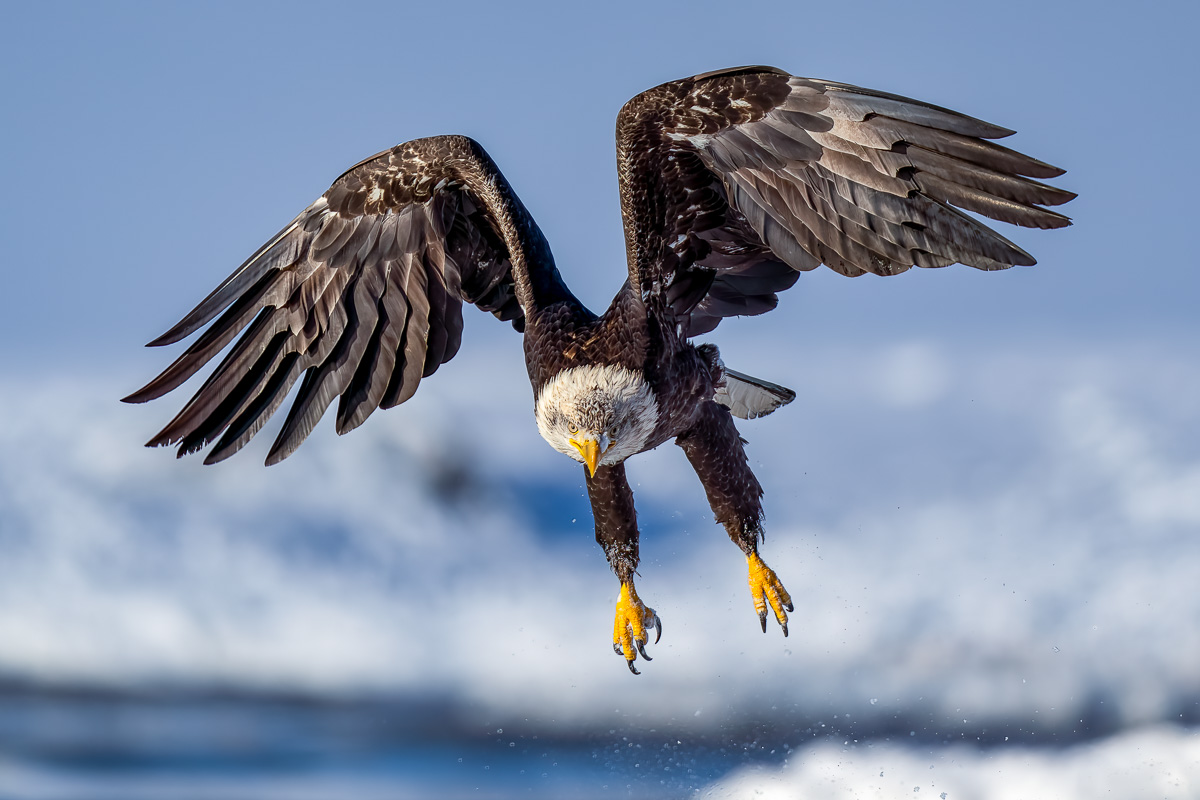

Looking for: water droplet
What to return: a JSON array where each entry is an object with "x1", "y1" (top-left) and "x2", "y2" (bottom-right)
[
  {"x1": 1052, "y1": 645, "x2": 1061, "y2": 653},
  {"x1": 870, "y1": 698, "x2": 878, "y2": 705}
]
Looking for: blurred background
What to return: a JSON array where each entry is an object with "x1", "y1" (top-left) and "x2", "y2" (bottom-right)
[{"x1": 2, "y1": 1, "x2": 1198, "y2": 797}]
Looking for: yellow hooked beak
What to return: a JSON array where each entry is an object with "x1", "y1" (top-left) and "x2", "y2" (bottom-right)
[{"x1": 570, "y1": 437, "x2": 601, "y2": 477}]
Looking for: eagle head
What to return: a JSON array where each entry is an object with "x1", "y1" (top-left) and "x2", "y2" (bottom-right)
[{"x1": 535, "y1": 364, "x2": 659, "y2": 476}]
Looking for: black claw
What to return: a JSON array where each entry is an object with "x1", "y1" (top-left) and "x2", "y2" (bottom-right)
[
  {"x1": 627, "y1": 659, "x2": 640, "y2": 675},
  {"x1": 613, "y1": 642, "x2": 623, "y2": 656},
  {"x1": 636, "y1": 640, "x2": 652, "y2": 661},
  {"x1": 782, "y1": 622, "x2": 789, "y2": 637},
  {"x1": 652, "y1": 615, "x2": 662, "y2": 644},
  {"x1": 758, "y1": 610, "x2": 768, "y2": 633},
  {"x1": 785, "y1": 601, "x2": 795, "y2": 613}
]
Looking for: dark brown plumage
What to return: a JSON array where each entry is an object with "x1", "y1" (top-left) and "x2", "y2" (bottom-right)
[{"x1": 126, "y1": 67, "x2": 1074, "y2": 673}]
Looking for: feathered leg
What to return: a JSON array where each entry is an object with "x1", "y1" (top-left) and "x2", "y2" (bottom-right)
[
  {"x1": 676, "y1": 400, "x2": 793, "y2": 635},
  {"x1": 586, "y1": 462, "x2": 661, "y2": 674}
]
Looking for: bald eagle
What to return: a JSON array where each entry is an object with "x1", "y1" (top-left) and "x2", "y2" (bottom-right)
[{"x1": 125, "y1": 67, "x2": 1073, "y2": 673}]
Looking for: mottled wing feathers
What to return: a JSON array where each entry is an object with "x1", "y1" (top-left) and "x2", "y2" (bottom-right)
[
  {"x1": 616, "y1": 67, "x2": 1075, "y2": 335},
  {"x1": 125, "y1": 135, "x2": 572, "y2": 465}
]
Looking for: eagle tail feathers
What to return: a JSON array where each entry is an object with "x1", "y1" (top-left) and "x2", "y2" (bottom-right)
[{"x1": 714, "y1": 368, "x2": 795, "y2": 420}]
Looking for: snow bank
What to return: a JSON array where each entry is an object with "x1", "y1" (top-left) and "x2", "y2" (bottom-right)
[{"x1": 707, "y1": 725, "x2": 1200, "y2": 799}]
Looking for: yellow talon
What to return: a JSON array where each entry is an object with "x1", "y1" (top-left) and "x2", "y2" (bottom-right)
[
  {"x1": 748, "y1": 552, "x2": 793, "y2": 636},
  {"x1": 612, "y1": 581, "x2": 661, "y2": 674}
]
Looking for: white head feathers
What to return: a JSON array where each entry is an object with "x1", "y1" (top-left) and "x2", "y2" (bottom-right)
[{"x1": 535, "y1": 364, "x2": 659, "y2": 469}]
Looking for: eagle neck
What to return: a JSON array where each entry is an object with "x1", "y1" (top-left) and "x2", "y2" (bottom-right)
[
  {"x1": 523, "y1": 288, "x2": 651, "y2": 399},
  {"x1": 452, "y1": 139, "x2": 573, "y2": 318}
]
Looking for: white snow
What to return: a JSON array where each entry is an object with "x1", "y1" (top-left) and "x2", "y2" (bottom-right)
[{"x1": 706, "y1": 725, "x2": 1200, "y2": 799}]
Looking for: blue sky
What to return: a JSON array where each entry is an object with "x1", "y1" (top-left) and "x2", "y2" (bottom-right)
[{"x1": 2, "y1": 0, "x2": 1197, "y2": 374}]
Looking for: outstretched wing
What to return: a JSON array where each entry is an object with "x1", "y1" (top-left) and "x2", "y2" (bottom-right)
[
  {"x1": 615, "y1": 66, "x2": 1076, "y2": 336},
  {"x1": 125, "y1": 135, "x2": 574, "y2": 465}
]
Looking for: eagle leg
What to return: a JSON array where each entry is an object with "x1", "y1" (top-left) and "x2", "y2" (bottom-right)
[
  {"x1": 677, "y1": 400, "x2": 793, "y2": 636},
  {"x1": 747, "y1": 552, "x2": 794, "y2": 636},
  {"x1": 586, "y1": 462, "x2": 660, "y2": 673},
  {"x1": 613, "y1": 580, "x2": 661, "y2": 675}
]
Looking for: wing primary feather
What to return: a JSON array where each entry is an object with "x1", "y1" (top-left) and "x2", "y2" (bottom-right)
[
  {"x1": 336, "y1": 289, "x2": 406, "y2": 434},
  {"x1": 913, "y1": 172, "x2": 1073, "y2": 229},
  {"x1": 192, "y1": 270, "x2": 357, "y2": 462},
  {"x1": 123, "y1": 269, "x2": 282, "y2": 404},
  {"x1": 145, "y1": 309, "x2": 282, "y2": 447},
  {"x1": 881, "y1": 117, "x2": 1065, "y2": 179},
  {"x1": 814, "y1": 165, "x2": 1039, "y2": 267},
  {"x1": 266, "y1": 265, "x2": 387, "y2": 462},
  {"x1": 262, "y1": 335, "x2": 354, "y2": 464},
  {"x1": 148, "y1": 206, "x2": 317, "y2": 347},
  {"x1": 168, "y1": 330, "x2": 290, "y2": 456},
  {"x1": 822, "y1": 87, "x2": 1015, "y2": 139},
  {"x1": 381, "y1": 254, "x2": 430, "y2": 408},
  {"x1": 421, "y1": 251, "x2": 450, "y2": 377},
  {"x1": 156, "y1": 264, "x2": 350, "y2": 448},
  {"x1": 773, "y1": 168, "x2": 915, "y2": 267},
  {"x1": 735, "y1": 173, "x2": 887, "y2": 275},
  {"x1": 813, "y1": 147, "x2": 913, "y2": 197},
  {"x1": 263, "y1": 367, "x2": 326, "y2": 464},
  {"x1": 203, "y1": 353, "x2": 304, "y2": 465},
  {"x1": 906, "y1": 146, "x2": 1077, "y2": 207}
]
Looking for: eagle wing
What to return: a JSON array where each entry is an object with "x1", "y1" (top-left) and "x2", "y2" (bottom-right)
[
  {"x1": 615, "y1": 66, "x2": 1076, "y2": 336},
  {"x1": 125, "y1": 135, "x2": 573, "y2": 465}
]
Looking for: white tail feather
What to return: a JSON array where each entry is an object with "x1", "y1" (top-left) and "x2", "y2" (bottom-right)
[{"x1": 714, "y1": 368, "x2": 796, "y2": 420}]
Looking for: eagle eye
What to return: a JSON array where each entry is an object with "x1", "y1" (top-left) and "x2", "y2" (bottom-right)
[{"x1": 567, "y1": 422, "x2": 579, "y2": 434}]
